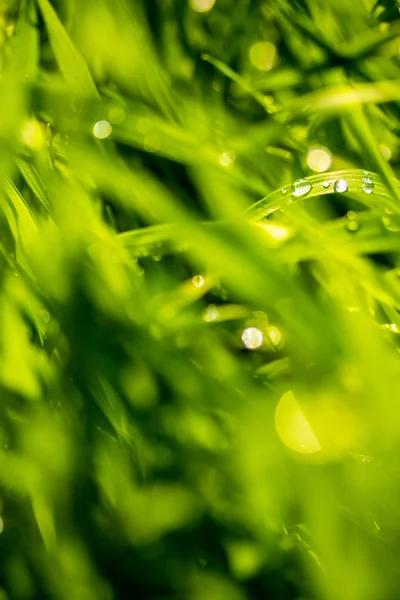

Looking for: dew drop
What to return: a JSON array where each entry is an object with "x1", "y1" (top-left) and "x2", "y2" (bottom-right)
[
  {"x1": 322, "y1": 180, "x2": 331, "y2": 189},
  {"x1": 281, "y1": 186, "x2": 289, "y2": 195},
  {"x1": 203, "y1": 305, "x2": 219, "y2": 322},
  {"x1": 242, "y1": 327, "x2": 263, "y2": 350},
  {"x1": 361, "y1": 175, "x2": 374, "y2": 194},
  {"x1": 192, "y1": 275, "x2": 205, "y2": 288},
  {"x1": 291, "y1": 179, "x2": 312, "y2": 198},
  {"x1": 384, "y1": 323, "x2": 400, "y2": 333},
  {"x1": 334, "y1": 178, "x2": 348, "y2": 193}
]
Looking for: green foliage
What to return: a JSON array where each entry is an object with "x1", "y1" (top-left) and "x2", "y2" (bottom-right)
[{"x1": 1, "y1": 0, "x2": 400, "y2": 599}]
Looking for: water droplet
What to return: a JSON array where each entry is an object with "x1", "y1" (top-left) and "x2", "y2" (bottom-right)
[
  {"x1": 291, "y1": 179, "x2": 312, "y2": 198},
  {"x1": 334, "y1": 178, "x2": 348, "y2": 193},
  {"x1": 93, "y1": 120, "x2": 112, "y2": 139},
  {"x1": 242, "y1": 327, "x2": 263, "y2": 349},
  {"x1": 322, "y1": 181, "x2": 331, "y2": 189},
  {"x1": 384, "y1": 323, "x2": 399, "y2": 333},
  {"x1": 203, "y1": 305, "x2": 219, "y2": 322},
  {"x1": 192, "y1": 275, "x2": 205, "y2": 288},
  {"x1": 361, "y1": 175, "x2": 374, "y2": 194},
  {"x1": 281, "y1": 186, "x2": 289, "y2": 195}
]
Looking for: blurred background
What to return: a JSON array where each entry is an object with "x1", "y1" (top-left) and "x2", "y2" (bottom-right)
[{"x1": 1, "y1": 0, "x2": 400, "y2": 598}]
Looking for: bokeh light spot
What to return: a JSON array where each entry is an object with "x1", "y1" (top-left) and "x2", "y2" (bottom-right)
[
  {"x1": 190, "y1": 0, "x2": 216, "y2": 12},
  {"x1": 242, "y1": 327, "x2": 263, "y2": 350},
  {"x1": 275, "y1": 391, "x2": 321, "y2": 454},
  {"x1": 21, "y1": 119, "x2": 46, "y2": 150},
  {"x1": 267, "y1": 325, "x2": 282, "y2": 347},
  {"x1": 249, "y1": 42, "x2": 277, "y2": 71},
  {"x1": 306, "y1": 147, "x2": 332, "y2": 173},
  {"x1": 93, "y1": 120, "x2": 112, "y2": 140}
]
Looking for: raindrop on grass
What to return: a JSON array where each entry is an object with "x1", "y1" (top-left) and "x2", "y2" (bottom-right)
[
  {"x1": 291, "y1": 179, "x2": 312, "y2": 198},
  {"x1": 361, "y1": 175, "x2": 374, "y2": 194},
  {"x1": 384, "y1": 323, "x2": 399, "y2": 333},
  {"x1": 322, "y1": 180, "x2": 331, "y2": 189},
  {"x1": 334, "y1": 178, "x2": 348, "y2": 193},
  {"x1": 203, "y1": 305, "x2": 219, "y2": 322},
  {"x1": 192, "y1": 275, "x2": 205, "y2": 288},
  {"x1": 242, "y1": 327, "x2": 263, "y2": 350}
]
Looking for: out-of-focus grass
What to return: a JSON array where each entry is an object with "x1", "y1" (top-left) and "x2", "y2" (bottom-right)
[{"x1": 1, "y1": 0, "x2": 400, "y2": 599}]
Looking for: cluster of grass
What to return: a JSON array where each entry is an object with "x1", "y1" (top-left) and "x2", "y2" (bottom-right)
[{"x1": 1, "y1": 0, "x2": 400, "y2": 598}]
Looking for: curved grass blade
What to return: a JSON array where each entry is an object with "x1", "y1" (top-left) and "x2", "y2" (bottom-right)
[{"x1": 247, "y1": 170, "x2": 400, "y2": 220}]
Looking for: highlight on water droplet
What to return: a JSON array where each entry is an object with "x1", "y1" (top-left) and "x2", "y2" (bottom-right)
[
  {"x1": 192, "y1": 275, "x2": 205, "y2": 288},
  {"x1": 21, "y1": 119, "x2": 46, "y2": 150},
  {"x1": 383, "y1": 323, "x2": 400, "y2": 333},
  {"x1": 93, "y1": 120, "x2": 112, "y2": 139},
  {"x1": 242, "y1": 327, "x2": 263, "y2": 350},
  {"x1": 249, "y1": 41, "x2": 277, "y2": 72},
  {"x1": 306, "y1": 146, "x2": 332, "y2": 173},
  {"x1": 275, "y1": 391, "x2": 321, "y2": 454},
  {"x1": 334, "y1": 178, "x2": 348, "y2": 193},
  {"x1": 189, "y1": 0, "x2": 216, "y2": 12},
  {"x1": 361, "y1": 174, "x2": 374, "y2": 194},
  {"x1": 291, "y1": 179, "x2": 312, "y2": 198}
]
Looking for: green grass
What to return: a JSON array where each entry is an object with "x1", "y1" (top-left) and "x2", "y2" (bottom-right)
[{"x1": 1, "y1": 0, "x2": 400, "y2": 598}]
